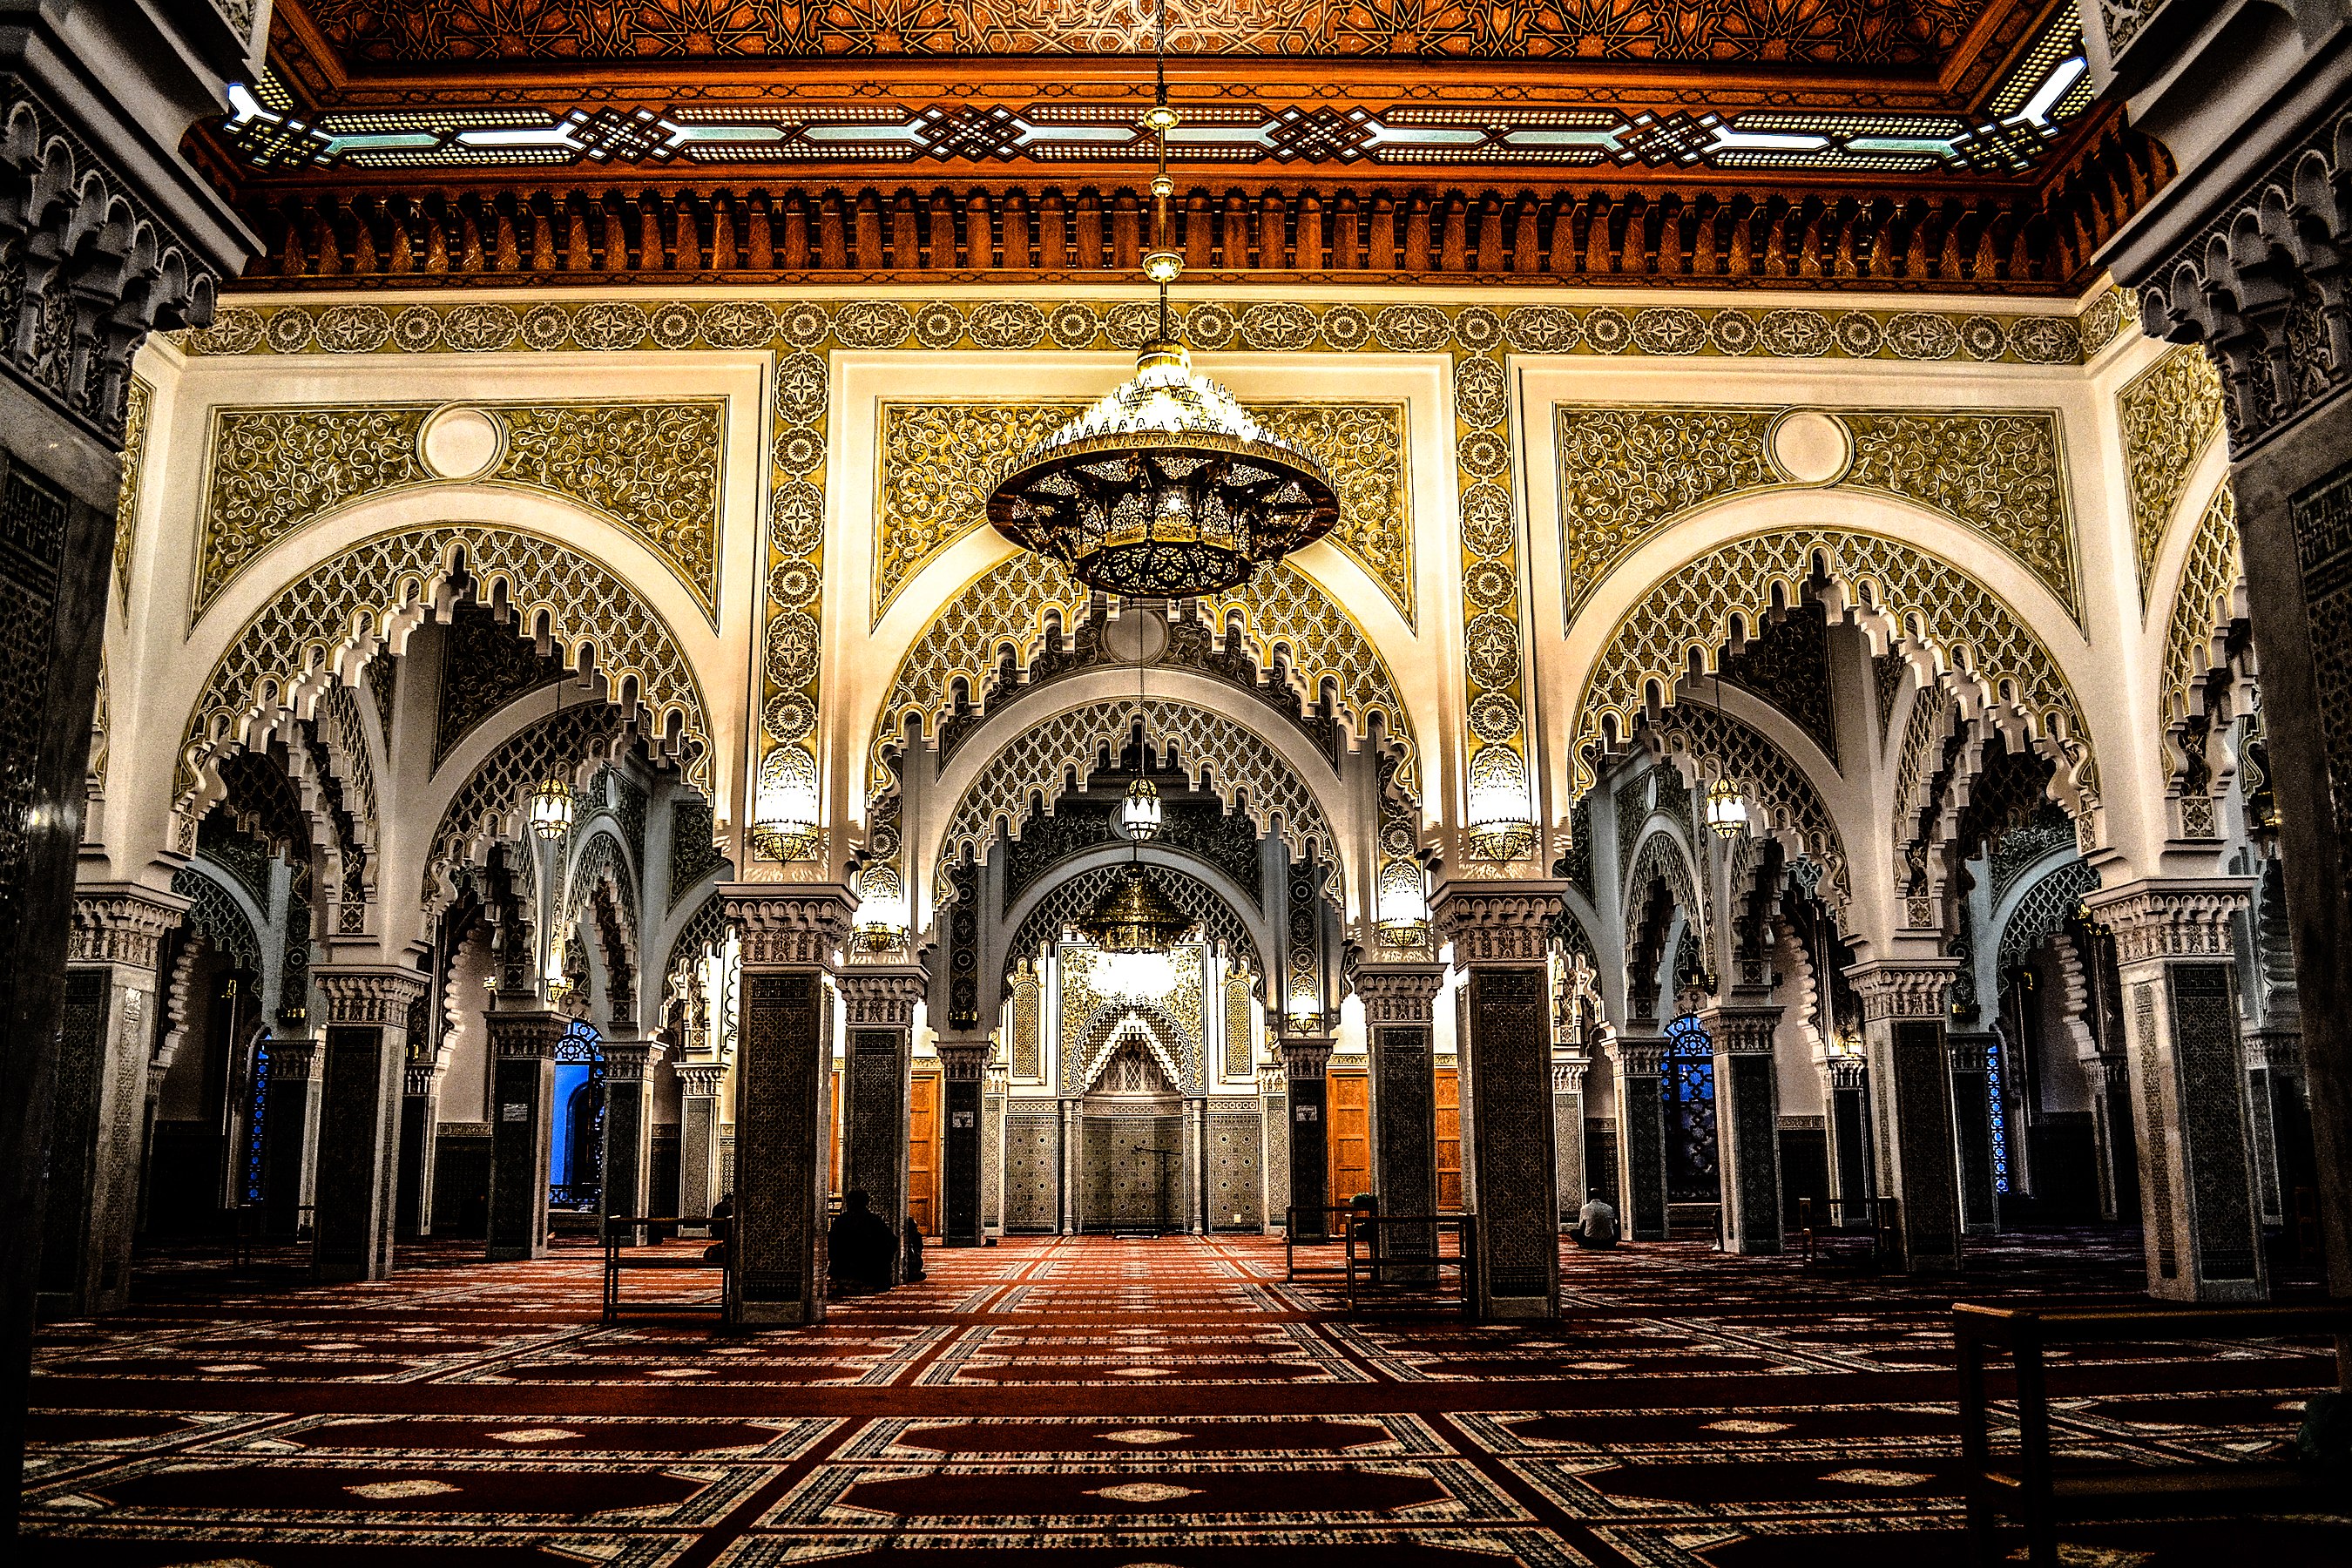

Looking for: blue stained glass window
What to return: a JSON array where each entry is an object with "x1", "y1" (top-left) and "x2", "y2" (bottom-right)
[
  {"x1": 243, "y1": 1035, "x2": 272, "y2": 1205},
  {"x1": 1661, "y1": 1014, "x2": 1719, "y2": 1204},
  {"x1": 1986, "y1": 1037, "x2": 2011, "y2": 1196},
  {"x1": 551, "y1": 1021, "x2": 605, "y2": 1211}
]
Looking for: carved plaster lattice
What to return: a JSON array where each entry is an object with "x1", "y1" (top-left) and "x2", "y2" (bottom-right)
[
  {"x1": 1557, "y1": 404, "x2": 2078, "y2": 620},
  {"x1": 1006, "y1": 862, "x2": 1263, "y2": 983},
  {"x1": 170, "y1": 862, "x2": 262, "y2": 972},
  {"x1": 1625, "y1": 827, "x2": 1710, "y2": 976},
  {"x1": 2157, "y1": 481, "x2": 2247, "y2": 781},
  {"x1": 195, "y1": 399, "x2": 727, "y2": 621},
  {"x1": 2118, "y1": 347, "x2": 2227, "y2": 602},
  {"x1": 1647, "y1": 703, "x2": 1849, "y2": 911},
  {"x1": 937, "y1": 699, "x2": 1336, "y2": 875},
  {"x1": 1997, "y1": 855, "x2": 2100, "y2": 975},
  {"x1": 180, "y1": 526, "x2": 711, "y2": 831},
  {"x1": 423, "y1": 704, "x2": 626, "y2": 902},
  {"x1": 1059, "y1": 943, "x2": 1204, "y2": 1096},
  {"x1": 1575, "y1": 529, "x2": 2092, "y2": 808},
  {"x1": 873, "y1": 398, "x2": 1413, "y2": 625}
]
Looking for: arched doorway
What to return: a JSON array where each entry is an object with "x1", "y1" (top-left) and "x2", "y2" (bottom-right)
[
  {"x1": 551, "y1": 1021, "x2": 604, "y2": 1213},
  {"x1": 1079, "y1": 1027, "x2": 1184, "y2": 1233}
]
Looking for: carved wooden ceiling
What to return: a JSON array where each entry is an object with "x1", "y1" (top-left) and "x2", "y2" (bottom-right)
[{"x1": 200, "y1": 0, "x2": 2163, "y2": 294}]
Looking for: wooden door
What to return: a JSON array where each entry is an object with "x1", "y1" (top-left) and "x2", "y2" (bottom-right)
[
  {"x1": 908, "y1": 1071, "x2": 939, "y2": 1235},
  {"x1": 1435, "y1": 1067, "x2": 1463, "y2": 1211},
  {"x1": 1328, "y1": 1070, "x2": 1370, "y2": 1211}
]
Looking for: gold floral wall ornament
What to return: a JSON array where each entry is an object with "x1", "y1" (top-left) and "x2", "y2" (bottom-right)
[
  {"x1": 116, "y1": 375, "x2": 152, "y2": 604},
  {"x1": 194, "y1": 398, "x2": 727, "y2": 623},
  {"x1": 2118, "y1": 346, "x2": 2227, "y2": 605},
  {"x1": 874, "y1": 396, "x2": 1413, "y2": 626},
  {"x1": 2157, "y1": 481, "x2": 2246, "y2": 785},
  {"x1": 1557, "y1": 403, "x2": 2078, "y2": 622},
  {"x1": 1575, "y1": 528, "x2": 2094, "y2": 814}
]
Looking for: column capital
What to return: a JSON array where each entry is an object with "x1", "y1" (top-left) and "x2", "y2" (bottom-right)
[
  {"x1": 483, "y1": 1008, "x2": 565, "y2": 1059},
  {"x1": 1279, "y1": 1035, "x2": 1335, "y2": 1078},
  {"x1": 2084, "y1": 877, "x2": 2250, "y2": 966},
  {"x1": 1257, "y1": 1065, "x2": 1288, "y2": 1096},
  {"x1": 402, "y1": 1064, "x2": 443, "y2": 1097},
  {"x1": 838, "y1": 964, "x2": 927, "y2": 1027},
  {"x1": 69, "y1": 883, "x2": 189, "y2": 970},
  {"x1": 1697, "y1": 1003, "x2": 1781, "y2": 1056},
  {"x1": 1841, "y1": 958, "x2": 1959, "y2": 1021},
  {"x1": 600, "y1": 1037, "x2": 664, "y2": 1080},
  {"x1": 1431, "y1": 881, "x2": 1566, "y2": 966},
  {"x1": 314, "y1": 965, "x2": 429, "y2": 1026},
  {"x1": 723, "y1": 883, "x2": 855, "y2": 970},
  {"x1": 936, "y1": 1037, "x2": 993, "y2": 1081},
  {"x1": 676, "y1": 1061, "x2": 727, "y2": 1097},
  {"x1": 1608, "y1": 1037, "x2": 1667, "y2": 1075},
  {"x1": 269, "y1": 1038, "x2": 318, "y2": 1080},
  {"x1": 1354, "y1": 962, "x2": 1446, "y2": 1023},
  {"x1": 1821, "y1": 1056, "x2": 1868, "y2": 1091},
  {"x1": 1551, "y1": 1057, "x2": 1591, "y2": 1092}
]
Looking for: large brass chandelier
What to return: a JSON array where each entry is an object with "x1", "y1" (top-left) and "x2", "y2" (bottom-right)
[{"x1": 984, "y1": 3, "x2": 1340, "y2": 600}]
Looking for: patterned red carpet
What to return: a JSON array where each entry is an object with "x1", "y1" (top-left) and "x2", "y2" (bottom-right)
[{"x1": 19, "y1": 1229, "x2": 2349, "y2": 1565}]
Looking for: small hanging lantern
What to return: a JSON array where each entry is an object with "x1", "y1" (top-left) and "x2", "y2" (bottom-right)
[
  {"x1": 527, "y1": 774, "x2": 574, "y2": 841},
  {"x1": 1074, "y1": 865, "x2": 1195, "y2": 955},
  {"x1": 1705, "y1": 777, "x2": 1749, "y2": 841},
  {"x1": 1122, "y1": 776, "x2": 1165, "y2": 841}
]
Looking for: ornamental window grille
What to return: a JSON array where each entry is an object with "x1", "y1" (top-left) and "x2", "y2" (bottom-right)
[
  {"x1": 242, "y1": 1035, "x2": 272, "y2": 1206},
  {"x1": 551, "y1": 1020, "x2": 605, "y2": 1212},
  {"x1": 1661, "y1": 1013, "x2": 1720, "y2": 1205}
]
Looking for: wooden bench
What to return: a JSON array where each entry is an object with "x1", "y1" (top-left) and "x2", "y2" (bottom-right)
[
  {"x1": 601, "y1": 1215, "x2": 729, "y2": 1324},
  {"x1": 1798, "y1": 1195, "x2": 1900, "y2": 1271},
  {"x1": 1954, "y1": 1301, "x2": 2352, "y2": 1567}
]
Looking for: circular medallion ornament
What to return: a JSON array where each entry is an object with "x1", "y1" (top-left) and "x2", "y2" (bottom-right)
[
  {"x1": 1046, "y1": 302, "x2": 1100, "y2": 348},
  {"x1": 443, "y1": 302, "x2": 520, "y2": 353},
  {"x1": 572, "y1": 301, "x2": 647, "y2": 351},
  {"x1": 265, "y1": 309, "x2": 314, "y2": 355},
  {"x1": 188, "y1": 308, "x2": 265, "y2": 356},
  {"x1": 1320, "y1": 304, "x2": 1373, "y2": 350},
  {"x1": 1470, "y1": 689, "x2": 1523, "y2": 742},
  {"x1": 1182, "y1": 301, "x2": 1237, "y2": 348},
  {"x1": 1632, "y1": 307, "x2": 1707, "y2": 356},
  {"x1": 834, "y1": 301, "x2": 912, "y2": 349},
  {"x1": 761, "y1": 691, "x2": 815, "y2": 741},
  {"x1": 767, "y1": 559, "x2": 818, "y2": 609},
  {"x1": 648, "y1": 303, "x2": 700, "y2": 349},
  {"x1": 1707, "y1": 310, "x2": 1759, "y2": 355},
  {"x1": 1457, "y1": 429, "x2": 1509, "y2": 478},
  {"x1": 1960, "y1": 314, "x2": 2007, "y2": 361},
  {"x1": 773, "y1": 429, "x2": 824, "y2": 475},
  {"x1": 1240, "y1": 301, "x2": 1315, "y2": 352},
  {"x1": 1459, "y1": 483, "x2": 1516, "y2": 557},
  {"x1": 700, "y1": 301, "x2": 777, "y2": 349},
  {"x1": 392, "y1": 307, "x2": 442, "y2": 353},
  {"x1": 1453, "y1": 306, "x2": 1504, "y2": 354},
  {"x1": 912, "y1": 302, "x2": 967, "y2": 349},
  {"x1": 777, "y1": 352, "x2": 828, "y2": 427},
  {"x1": 969, "y1": 301, "x2": 1048, "y2": 350},
  {"x1": 1463, "y1": 558, "x2": 1516, "y2": 611},
  {"x1": 1104, "y1": 301, "x2": 1165, "y2": 349},
  {"x1": 2008, "y1": 315, "x2": 2078, "y2": 364},
  {"x1": 1504, "y1": 304, "x2": 1582, "y2": 355},
  {"x1": 778, "y1": 301, "x2": 831, "y2": 348},
  {"x1": 418, "y1": 406, "x2": 508, "y2": 481},
  {"x1": 315, "y1": 304, "x2": 391, "y2": 354},
  {"x1": 1584, "y1": 307, "x2": 1633, "y2": 355},
  {"x1": 764, "y1": 611, "x2": 821, "y2": 684},
  {"x1": 1887, "y1": 312, "x2": 1959, "y2": 361},
  {"x1": 1373, "y1": 304, "x2": 1450, "y2": 353},
  {"x1": 1464, "y1": 612, "x2": 1523, "y2": 687},
  {"x1": 520, "y1": 304, "x2": 571, "y2": 351},
  {"x1": 1758, "y1": 308, "x2": 1834, "y2": 358},
  {"x1": 1834, "y1": 312, "x2": 1884, "y2": 358},
  {"x1": 771, "y1": 481, "x2": 826, "y2": 551},
  {"x1": 1768, "y1": 410, "x2": 1852, "y2": 486},
  {"x1": 1455, "y1": 359, "x2": 1508, "y2": 427}
]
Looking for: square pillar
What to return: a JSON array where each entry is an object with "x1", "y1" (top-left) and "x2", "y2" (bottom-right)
[
  {"x1": 1700, "y1": 1000, "x2": 1784, "y2": 1254},
  {"x1": 1609, "y1": 1033, "x2": 1669, "y2": 1241},
  {"x1": 311, "y1": 968, "x2": 429, "y2": 1283},
  {"x1": 675, "y1": 1062, "x2": 725, "y2": 1225},
  {"x1": 483, "y1": 1008, "x2": 563, "y2": 1262},
  {"x1": 1947, "y1": 1030, "x2": 2003, "y2": 1234},
  {"x1": 600, "y1": 1034, "x2": 659, "y2": 1242},
  {"x1": 839, "y1": 965, "x2": 925, "y2": 1280},
  {"x1": 1552, "y1": 1058, "x2": 1590, "y2": 1229},
  {"x1": 726, "y1": 887, "x2": 852, "y2": 1327},
  {"x1": 1358, "y1": 963, "x2": 1444, "y2": 1275},
  {"x1": 1821, "y1": 1056, "x2": 1873, "y2": 1206},
  {"x1": 1844, "y1": 959, "x2": 1963, "y2": 1273},
  {"x1": 1435, "y1": 883, "x2": 1565, "y2": 1321},
  {"x1": 937, "y1": 1038, "x2": 991, "y2": 1247},
  {"x1": 395, "y1": 1064, "x2": 442, "y2": 1239},
  {"x1": 39, "y1": 888, "x2": 185, "y2": 1316},
  {"x1": 2089, "y1": 881, "x2": 2268, "y2": 1302},
  {"x1": 982, "y1": 1064, "x2": 1007, "y2": 1237},
  {"x1": 1257, "y1": 1065, "x2": 1288, "y2": 1233},
  {"x1": 1279, "y1": 1036, "x2": 1335, "y2": 1241}
]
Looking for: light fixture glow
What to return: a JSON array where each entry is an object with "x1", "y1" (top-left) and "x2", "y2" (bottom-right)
[
  {"x1": 527, "y1": 774, "x2": 574, "y2": 840},
  {"x1": 1122, "y1": 776, "x2": 1165, "y2": 841},
  {"x1": 1705, "y1": 777, "x2": 1749, "y2": 841}
]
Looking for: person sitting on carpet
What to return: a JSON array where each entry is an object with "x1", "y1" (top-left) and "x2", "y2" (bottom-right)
[
  {"x1": 828, "y1": 1188, "x2": 897, "y2": 1294},
  {"x1": 902, "y1": 1216, "x2": 927, "y2": 1283},
  {"x1": 700, "y1": 1194, "x2": 733, "y2": 1266},
  {"x1": 1571, "y1": 1189, "x2": 1620, "y2": 1250}
]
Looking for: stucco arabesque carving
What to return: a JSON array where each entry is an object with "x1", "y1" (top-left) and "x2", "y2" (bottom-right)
[
  {"x1": 314, "y1": 965, "x2": 429, "y2": 1026},
  {"x1": 1433, "y1": 884, "x2": 1565, "y2": 966},
  {"x1": 837, "y1": 965, "x2": 925, "y2": 1027},
  {"x1": 2085, "y1": 880, "x2": 2250, "y2": 967},
  {"x1": 69, "y1": 887, "x2": 189, "y2": 970},
  {"x1": 724, "y1": 886, "x2": 854, "y2": 970},
  {"x1": 1353, "y1": 962, "x2": 1445, "y2": 1023},
  {"x1": 1842, "y1": 958, "x2": 1959, "y2": 1021}
]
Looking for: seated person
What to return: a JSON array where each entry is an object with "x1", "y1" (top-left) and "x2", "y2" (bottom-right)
[
  {"x1": 902, "y1": 1216, "x2": 927, "y2": 1283},
  {"x1": 700, "y1": 1194, "x2": 733, "y2": 1265},
  {"x1": 828, "y1": 1189, "x2": 897, "y2": 1294},
  {"x1": 1571, "y1": 1189, "x2": 1620, "y2": 1250}
]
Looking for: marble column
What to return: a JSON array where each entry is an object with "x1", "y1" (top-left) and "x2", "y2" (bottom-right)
[
  {"x1": 483, "y1": 1007, "x2": 563, "y2": 1263},
  {"x1": 2088, "y1": 881, "x2": 2268, "y2": 1302},
  {"x1": 1279, "y1": 1035, "x2": 1335, "y2": 1240},
  {"x1": 727, "y1": 888, "x2": 853, "y2": 1326},
  {"x1": 1552, "y1": 1059, "x2": 1591, "y2": 1229},
  {"x1": 257, "y1": 1033, "x2": 316, "y2": 1239},
  {"x1": 38, "y1": 888, "x2": 185, "y2": 1316},
  {"x1": 601, "y1": 1033, "x2": 659, "y2": 1243},
  {"x1": 1844, "y1": 959, "x2": 1963, "y2": 1273},
  {"x1": 1821, "y1": 1056, "x2": 1873, "y2": 1207},
  {"x1": 1699, "y1": 999, "x2": 1784, "y2": 1254},
  {"x1": 1609, "y1": 1031, "x2": 1670, "y2": 1242},
  {"x1": 1358, "y1": 963, "x2": 1444, "y2": 1277},
  {"x1": 936, "y1": 1037, "x2": 991, "y2": 1247},
  {"x1": 839, "y1": 965, "x2": 925, "y2": 1281},
  {"x1": 1257, "y1": 1064, "x2": 1288, "y2": 1233},
  {"x1": 1060, "y1": 1097, "x2": 1081, "y2": 1234},
  {"x1": 395, "y1": 1062, "x2": 442, "y2": 1239},
  {"x1": 982, "y1": 1064, "x2": 1008, "y2": 1237},
  {"x1": 1947, "y1": 1029, "x2": 2003, "y2": 1235},
  {"x1": 1435, "y1": 883, "x2": 1565, "y2": 1320},
  {"x1": 2082, "y1": 1050, "x2": 2139, "y2": 1224},
  {"x1": 311, "y1": 967, "x2": 430, "y2": 1283},
  {"x1": 2247, "y1": 1024, "x2": 2315, "y2": 1233},
  {"x1": 675, "y1": 1063, "x2": 726, "y2": 1226}
]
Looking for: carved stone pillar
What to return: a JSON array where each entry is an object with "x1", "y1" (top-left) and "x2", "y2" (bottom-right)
[
  {"x1": 1552, "y1": 1058, "x2": 1591, "y2": 1228},
  {"x1": 675, "y1": 1063, "x2": 726, "y2": 1227},
  {"x1": 839, "y1": 964, "x2": 925, "y2": 1281},
  {"x1": 312, "y1": 967, "x2": 430, "y2": 1282},
  {"x1": 1435, "y1": 882, "x2": 1565, "y2": 1320},
  {"x1": 1061, "y1": 1096, "x2": 1081, "y2": 1234},
  {"x1": 259, "y1": 1036, "x2": 317, "y2": 1240},
  {"x1": 1844, "y1": 959, "x2": 1963, "y2": 1273},
  {"x1": 396, "y1": 1062, "x2": 442, "y2": 1240},
  {"x1": 936, "y1": 1037, "x2": 991, "y2": 1247},
  {"x1": 2247, "y1": 1024, "x2": 2315, "y2": 1232},
  {"x1": 1699, "y1": 999, "x2": 1784, "y2": 1254},
  {"x1": 1821, "y1": 1055, "x2": 1873, "y2": 1206},
  {"x1": 38, "y1": 888, "x2": 185, "y2": 1316},
  {"x1": 1257, "y1": 1064, "x2": 1288, "y2": 1233},
  {"x1": 1946, "y1": 1029, "x2": 2003, "y2": 1235},
  {"x1": 983, "y1": 1063, "x2": 1008, "y2": 1237},
  {"x1": 1358, "y1": 963, "x2": 1444, "y2": 1277},
  {"x1": 482, "y1": 1007, "x2": 563, "y2": 1262},
  {"x1": 726, "y1": 887, "x2": 852, "y2": 1326},
  {"x1": 1278, "y1": 1035, "x2": 1335, "y2": 1241},
  {"x1": 2087, "y1": 881, "x2": 2268, "y2": 1302},
  {"x1": 1608, "y1": 1032, "x2": 1669, "y2": 1242},
  {"x1": 600, "y1": 1034, "x2": 659, "y2": 1244}
]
